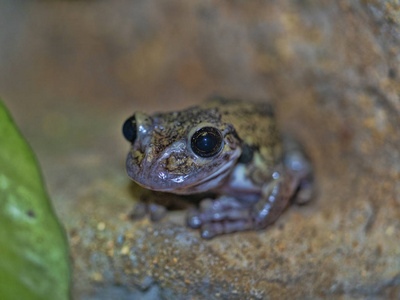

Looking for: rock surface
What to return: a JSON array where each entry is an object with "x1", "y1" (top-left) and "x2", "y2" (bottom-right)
[{"x1": 0, "y1": 0, "x2": 399, "y2": 299}]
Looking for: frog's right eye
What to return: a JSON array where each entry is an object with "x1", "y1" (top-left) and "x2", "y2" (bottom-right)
[{"x1": 122, "y1": 115, "x2": 137, "y2": 143}]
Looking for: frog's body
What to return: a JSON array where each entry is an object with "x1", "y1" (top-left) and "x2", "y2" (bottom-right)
[{"x1": 123, "y1": 97, "x2": 313, "y2": 239}]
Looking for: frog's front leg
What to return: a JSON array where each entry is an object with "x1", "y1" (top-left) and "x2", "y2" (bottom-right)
[
  {"x1": 251, "y1": 175, "x2": 297, "y2": 229},
  {"x1": 187, "y1": 174, "x2": 299, "y2": 239}
]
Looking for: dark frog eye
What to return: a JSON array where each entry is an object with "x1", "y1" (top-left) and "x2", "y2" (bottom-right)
[
  {"x1": 190, "y1": 127, "x2": 223, "y2": 158},
  {"x1": 122, "y1": 115, "x2": 137, "y2": 143}
]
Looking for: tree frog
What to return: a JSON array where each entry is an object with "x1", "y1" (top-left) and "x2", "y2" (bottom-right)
[{"x1": 122, "y1": 97, "x2": 313, "y2": 239}]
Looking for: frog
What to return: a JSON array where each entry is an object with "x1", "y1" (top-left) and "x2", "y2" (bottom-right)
[{"x1": 122, "y1": 97, "x2": 313, "y2": 239}]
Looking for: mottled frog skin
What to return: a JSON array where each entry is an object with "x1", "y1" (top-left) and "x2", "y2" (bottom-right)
[{"x1": 123, "y1": 97, "x2": 313, "y2": 239}]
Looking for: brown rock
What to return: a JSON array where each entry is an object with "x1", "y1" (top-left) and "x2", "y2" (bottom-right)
[{"x1": 1, "y1": 0, "x2": 399, "y2": 299}]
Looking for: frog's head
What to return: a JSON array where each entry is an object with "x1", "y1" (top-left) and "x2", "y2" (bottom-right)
[{"x1": 122, "y1": 107, "x2": 242, "y2": 194}]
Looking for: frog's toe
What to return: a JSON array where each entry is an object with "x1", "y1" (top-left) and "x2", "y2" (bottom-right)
[
  {"x1": 187, "y1": 206, "x2": 251, "y2": 228},
  {"x1": 148, "y1": 203, "x2": 167, "y2": 221},
  {"x1": 129, "y1": 203, "x2": 148, "y2": 220},
  {"x1": 200, "y1": 220, "x2": 254, "y2": 239},
  {"x1": 187, "y1": 208, "x2": 202, "y2": 229},
  {"x1": 200, "y1": 223, "x2": 222, "y2": 239},
  {"x1": 129, "y1": 203, "x2": 167, "y2": 222}
]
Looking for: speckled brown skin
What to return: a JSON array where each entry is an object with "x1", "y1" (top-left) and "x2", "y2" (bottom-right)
[
  {"x1": 202, "y1": 98, "x2": 282, "y2": 171},
  {"x1": 125, "y1": 97, "x2": 313, "y2": 238}
]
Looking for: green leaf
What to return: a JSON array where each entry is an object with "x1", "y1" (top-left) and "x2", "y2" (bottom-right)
[{"x1": 0, "y1": 99, "x2": 71, "y2": 300}]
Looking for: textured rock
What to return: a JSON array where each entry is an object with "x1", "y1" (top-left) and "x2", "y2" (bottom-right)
[{"x1": 0, "y1": 0, "x2": 399, "y2": 299}]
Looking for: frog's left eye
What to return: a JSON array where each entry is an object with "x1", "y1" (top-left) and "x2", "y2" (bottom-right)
[
  {"x1": 190, "y1": 127, "x2": 223, "y2": 158},
  {"x1": 122, "y1": 115, "x2": 137, "y2": 143}
]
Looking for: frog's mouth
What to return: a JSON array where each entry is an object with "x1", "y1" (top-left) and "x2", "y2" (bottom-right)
[
  {"x1": 126, "y1": 147, "x2": 241, "y2": 194},
  {"x1": 153, "y1": 158, "x2": 236, "y2": 194}
]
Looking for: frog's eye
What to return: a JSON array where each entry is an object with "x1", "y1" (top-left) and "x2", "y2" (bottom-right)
[
  {"x1": 122, "y1": 115, "x2": 137, "y2": 143},
  {"x1": 190, "y1": 127, "x2": 223, "y2": 158}
]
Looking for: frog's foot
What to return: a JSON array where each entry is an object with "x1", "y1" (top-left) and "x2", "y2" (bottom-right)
[
  {"x1": 129, "y1": 203, "x2": 167, "y2": 222},
  {"x1": 187, "y1": 177, "x2": 298, "y2": 239},
  {"x1": 187, "y1": 196, "x2": 254, "y2": 239}
]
